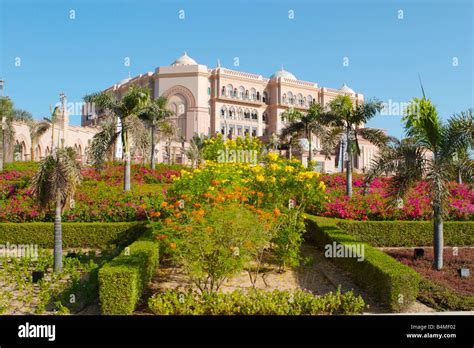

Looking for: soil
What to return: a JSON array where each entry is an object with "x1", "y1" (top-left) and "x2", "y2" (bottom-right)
[{"x1": 383, "y1": 247, "x2": 474, "y2": 296}]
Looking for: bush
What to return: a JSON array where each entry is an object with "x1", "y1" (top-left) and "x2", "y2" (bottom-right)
[
  {"x1": 98, "y1": 240, "x2": 159, "y2": 315},
  {"x1": 418, "y1": 279, "x2": 474, "y2": 311},
  {"x1": 305, "y1": 216, "x2": 420, "y2": 312},
  {"x1": 336, "y1": 220, "x2": 474, "y2": 247},
  {"x1": 0, "y1": 222, "x2": 147, "y2": 248},
  {"x1": 148, "y1": 288, "x2": 366, "y2": 315}
]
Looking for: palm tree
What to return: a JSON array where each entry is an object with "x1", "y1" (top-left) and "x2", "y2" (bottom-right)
[
  {"x1": 0, "y1": 96, "x2": 14, "y2": 171},
  {"x1": 31, "y1": 147, "x2": 82, "y2": 272},
  {"x1": 157, "y1": 119, "x2": 179, "y2": 165},
  {"x1": 185, "y1": 134, "x2": 207, "y2": 168},
  {"x1": 451, "y1": 143, "x2": 473, "y2": 184},
  {"x1": 44, "y1": 106, "x2": 60, "y2": 151},
  {"x1": 138, "y1": 96, "x2": 173, "y2": 169},
  {"x1": 366, "y1": 101, "x2": 473, "y2": 270},
  {"x1": 279, "y1": 130, "x2": 300, "y2": 160},
  {"x1": 86, "y1": 115, "x2": 119, "y2": 171},
  {"x1": 28, "y1": 119, "x2": 51, "y2": 161},
  {"x1": 320, "y1": 96, "x2": 385, "y2": 197},
  {"x1": 84, "y1": 86, "x2": 149, "y2": 191}
]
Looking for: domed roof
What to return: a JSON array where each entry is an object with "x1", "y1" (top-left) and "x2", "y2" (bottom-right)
[
  {"x1": 270, "y1": 67, "x2": 297, "y2": 80},
  {"x1": 171, "y1": 52, "x2": 198, "y2": 66},
  {"x1": 340, "y1": 83, "x2": 355, "y2": 94}
]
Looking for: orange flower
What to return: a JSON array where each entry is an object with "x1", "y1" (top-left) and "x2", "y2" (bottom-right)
[
  {"x1": 257, "y1": 192, "x2": 264, "y2": 198},
  {"x1": 174, "y1": 212, "x2": 182, "y2": 219},
  {"x1": 274, "y1": 208, "x2": 281, "y2": 217},
  {"x1": 211, "y1": 179, "x2": 221, "y2": 186},
  {"x1": 151, "y1": 211, "x2": 161, "y2": 218},
  {"x1": 161, "y1": 202, "x2": 169, "y2": 208},
  {"x1": 164, "y1": 217, "x2": 173, "y2": 225},
  {"x1": 155, "y1": 234, "x2": 167, "y2": 240},
  {"x1": 169, "y1": 242, "x2": 177, "y2": 250},
  {"x1": 193, "y1": 203, "x2": 201, "y2": 208},
  {"x1": 203, "y1": 192, "x2": 212, "y2": 199},
  {"x1": 181, "y1": 194, "x2": 188, "y2": 200}
]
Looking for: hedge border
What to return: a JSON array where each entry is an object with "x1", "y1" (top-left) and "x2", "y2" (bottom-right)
[
  {"x1": 98, "y1": 237, "x2": 159, "y2": 315},
  {"x1": 0, "y1": 222, "x2": 148, "y2": 248},
  {"x1": 304, "y1": 216, "x2": 420, "y2": 312},
  {"x1": 336, "y1": 220, "x2": 474, "y2": 247}
]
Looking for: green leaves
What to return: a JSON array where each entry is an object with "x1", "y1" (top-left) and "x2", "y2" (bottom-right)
[{"x1": 403, "y1": 97, "x2": 441, "y2": 149}]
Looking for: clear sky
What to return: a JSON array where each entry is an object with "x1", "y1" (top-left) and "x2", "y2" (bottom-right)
[{"x1": 1, "y1": 0, "x2": 472, "y2": 138}]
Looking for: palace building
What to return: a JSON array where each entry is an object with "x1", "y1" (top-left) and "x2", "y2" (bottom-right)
[{"x1": 83, "y1": 52, "x2": 381, "y2": 172}]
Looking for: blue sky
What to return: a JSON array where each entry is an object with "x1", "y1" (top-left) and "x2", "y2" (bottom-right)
[{"x1": 1, "y1": 0, "x2": 472, "y2": 138}]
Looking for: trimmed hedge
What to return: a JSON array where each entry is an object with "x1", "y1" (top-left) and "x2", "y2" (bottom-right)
[
  {"x1": 148, "y1": 288, "x2": 366, "y2": 315},
  {"x1": 305, "y1": 216, "x2": 420, "y2": 312},
  {"x1": 98, "y1": 240, "x2": 159, "y2": 315},
  {"x1": 336, "y1": 220, "x2": 474, "y2": 247},
  {"x1": 418, "y1": 279, "x2": 474, "y2": 311},
  {"x1": 0, "y1": 222, "x2": 147, "y2": 248}
]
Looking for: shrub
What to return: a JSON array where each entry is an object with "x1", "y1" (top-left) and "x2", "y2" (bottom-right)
[
  {"x1": 98, "y1": 240, "x2": 159, "y2": 315},
  {"x1": 418, "y1": 279, "x2": 474, "y2": 311},
  {"x1": 148, "y1": 288, "x2": 366, "y2": 315},
  {"x1": 0, "y1": 222, "x2": 147, "y2": 248},
  {"x1": 305, "y1": 216, "x2": 420, "y2": 312},
  {"x1": 336, "y1": 220, "x2": 474, "y2": 247}
]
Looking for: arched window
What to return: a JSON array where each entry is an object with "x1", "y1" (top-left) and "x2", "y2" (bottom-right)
[
  {"x1": 297, "y1": 93, "x2": 303, "y2": 106},
  {"x1": 245, "y1": 90, "x2": 249, "y2": 99},
  {"x1": 238, "y1": 108, "x2": 243, "y2": 120},
  {"x1": 262, "y1": 112, "x2": 268, "y2": 123},
  {"x1": 263, "y1": 92, "x2": 268, "y2": 103},
  {"x1": 288, "y1": 92, "x2": 294, "y2": 105},
  {"x1": 226, "y1": 84, "x2": 233, "y2": 97},
  {"x1": 233, "y1": 88, "x2": 238, "y2": 97},
  {"x1": 307, "y1": 95, "x2": 313, "y2": 106},
  {"x1": 35, "y1": 145, "x2": 42, "y2": 159},
  {"x1": 251, "y1": 109, "x2": 258, "y2": 121},
  {"x1": 220, "y1": 106, "x2": 227, "y2": 118},
  {"x1": 221, "y1": 86, "x2": 226, "y2": 96},
  {"x1": 239, "y1": 86, "x2": 245, "y2": 99},
  {"x1": 256, "y1": 91, "x2": 260, "y2": 101},
  {"x1": 282, "y1": 93, "x2": 287, "y2": 104},
  {"x1": 244, "y1": 108, "x2": 250, "y2": 120},
  {"x1": 250, "y1": 88, "x2": 256, "y2": 100},
  {"x1": 229, "y1": 106, "x2": 236, "y2": 119}
]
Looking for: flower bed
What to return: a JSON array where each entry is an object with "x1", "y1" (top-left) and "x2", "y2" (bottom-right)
[
  {"x1": 0, "y1": 163, "x2": 179, "y2": 222},
  {"x1": 315, "y1": 174, "x2": 473, "y2": 221}
]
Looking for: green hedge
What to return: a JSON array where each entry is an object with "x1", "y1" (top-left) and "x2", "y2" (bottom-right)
[
  {"x1": 336, "y1": 220, "x2": 474, "y2": 247},
  {"x1": 418, "y1": 279, "x2": 474, "y2": 311},
  {"x1": 148, "y1": 288, "x2": 366, "y2": 315},
  {"x1": 305, "y1": 216, "x2": 420, "y2": 312},
  {"x1": 98, "y1": 240, "x2": 159, "y2": 315},
  {"x1": 0, "y1": 222, "x2": 147, "y2": 248}
]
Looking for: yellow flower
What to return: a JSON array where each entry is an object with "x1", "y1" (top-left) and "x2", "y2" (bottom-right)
[
  {"x1": 318, "y1": 181, "x2": 326, "y2": 191},
  {"x1": 269, "y1": 163, "x2": 280, "y2": 171},
  {"x1": 284, "y1": 166, "x2": 295, "y2": 173},
  {"x1": 270, "y1": 176, "x2": 276, "y2": 184},
  {"x1": 256, "y1": 175, "x2": 265, "y2": 182},
  {"x1": 267, "y1": 153, "x2": 279, "y2": 161}
]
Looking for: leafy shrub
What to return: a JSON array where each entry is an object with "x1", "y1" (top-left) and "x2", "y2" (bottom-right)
[
  {"x1": 305, "y1": 216, "x2": 420, "y2": 312},
  {"x1": 0, "y1": 222, "x2": 147, "y2": 248},
  {"x1": 337, "y1": 220, "x2": 474, "y2": 247},
  {"x1": 148, "y1": 288, "x2": 366, "y2": 315},
  {"x1": 98, "y1": 240, "x2": 159, "y2": 314}
]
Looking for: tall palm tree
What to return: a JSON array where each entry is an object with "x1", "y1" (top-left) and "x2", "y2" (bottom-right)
[
  {"x1": 366, "y1": 102, "x2": 473, "y2": 270},
  {"x1": 185, "y1": 133, "x2": 207, "y2": 168},
  {"x1": 44, "y1": 106, "x2": 60, "y2": 151},
  {"x1": 84, "y1": 86, "x2": 149, "y2": 191},
  {"x1": 31, "y1": 147, "x2": 82, "y2": 272},
  {"x1": 138, "y1": 96, "x2": 173, "y2": 169},
  {"x1": 279, "y1": 130, "x2": 301, "y2": 160},
  {"x1": 28, "y1": 119, "x2": 51, "y2": 161},
  {"x1": 451, "y1": 144, "x2": 473, "y2": 184},
  {"x1": 320, "y1": 96, "x2": 385, "y2": 197},
  {"x1": 157, "y1": 119, "x2": 179, "y2": 165},
  {"x1": 0, "y1": 96, "x2": 14, "y2": 171},
  {"x1": 86, "y1": 115, "x2": 119, "y2": 171}
]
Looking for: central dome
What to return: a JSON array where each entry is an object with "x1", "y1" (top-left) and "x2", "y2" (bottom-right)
[
  {"x1": 171, "y1": 52, "x2": 198, "y2": 66},
  {"x1": 339, "y1": 84, "x2": 355, "y2": 94},
  {"x1": 270, "y1": 68, "x2": 297, "y2": 80}
]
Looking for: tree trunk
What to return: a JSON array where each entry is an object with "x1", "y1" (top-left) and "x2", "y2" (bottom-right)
[
  {"x1": 123, "y1": 129, "x2": 131, "y2": 191},
  {"x1": 54, "y1": 192, "x2": 63, "y2": 273},
  {"x1": 345, "y1": 134, "x2": 352, "y2": 197},
  {"x1": 457, "y1": 169, "x2": 462, "y2": 185},
  {"x1": 150, "y1": 124, "x2": 156, "y2": 170},
  {"x1": 307, "y1": 128, "x2": 313, "y2": 163},
  {"x1": 433, "y1": 209, "x2": 444, "y2": 270},
  {"x1": 0, "y1": 129, "x2": 4, "y2": 172},
  {"x1": 289, "y1": 144, "x2": 292, "y2": 160},
  {"x1": 30, "y1": 142, "x2": 35, "y2": 161}
]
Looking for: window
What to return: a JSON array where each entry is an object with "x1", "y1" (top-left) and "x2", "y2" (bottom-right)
[
  {"x1": 244, "y1": 127, "x2": 250, "y2": 135},
  {"x1": 229, "y1": 107, "x2": 235, "y2": 119},
  {"x1": 257, "y1": 91, "x2": 260, "y2": 101},
  {"x1": 237, "y1": 126, "x2": 243, "y2": 136},
  {"x1": 238, "y1": 108, "x2": 243, "y2": 120},
  {"x1": 239, "y1": 86, "x2": 245, "y2": 99},
  {"x1": 250, "y1": 88, "x2": 256, "y2": 100},
  {"x1": 245, "y1": 90, "x2": 249, "y2": 99},
  {"x1": 221, "y1": 87, "x2": 226, "y2": 96},
  {"x1": 288, "y1": 92, "x2": 294, "y2": 105},
  {"x1": 251, "y1": 110, "x2": 258, "y2": 120},
  {"x1": 263, "y1": 92, "x2": 268, "y2": 104},
  {"x1": 262, "y1": 112, "x2": 267, "y2": 123},
  {"x1": 282, "y1": 94, "x2": 287, "y2": 104},
  {"x1": 233, "y1": 88, "x2": 238, "y2": 97},
  {"x1": 244, "y1": 109, "x2": 251, "y2": 119},
  {"x1": 226, "y1": 84, "x2": 233, "y2": 97},
  {"x1": 251, "y1": 127, "x2": 257, "y2": 137},
  {"x1": 208, "y1": 87, "x2": 211, "y2": 95},
  {"x1": 221, "y1": 123, "x2": 226, "y2": 135}
]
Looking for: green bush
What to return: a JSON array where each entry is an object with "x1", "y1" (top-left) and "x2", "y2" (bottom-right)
[
  {"x1": 98, "y1": 240, "x2": 159, "y2": 315},
  {"x1": 418, "y1": 279, "x2": 474, "y2": 311},
  {"x1": 336, "y1": 220, "x2": 474, "y2": 247},
  {"x1": 0, "y1": 222, "x2": 147, "y2": 248},
  {"x1": 148, "y1": 288, "x2": 366, "y2": 315},
  {"x1": 305, "y1": 216, "x2": 420, "y2": 312}
]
